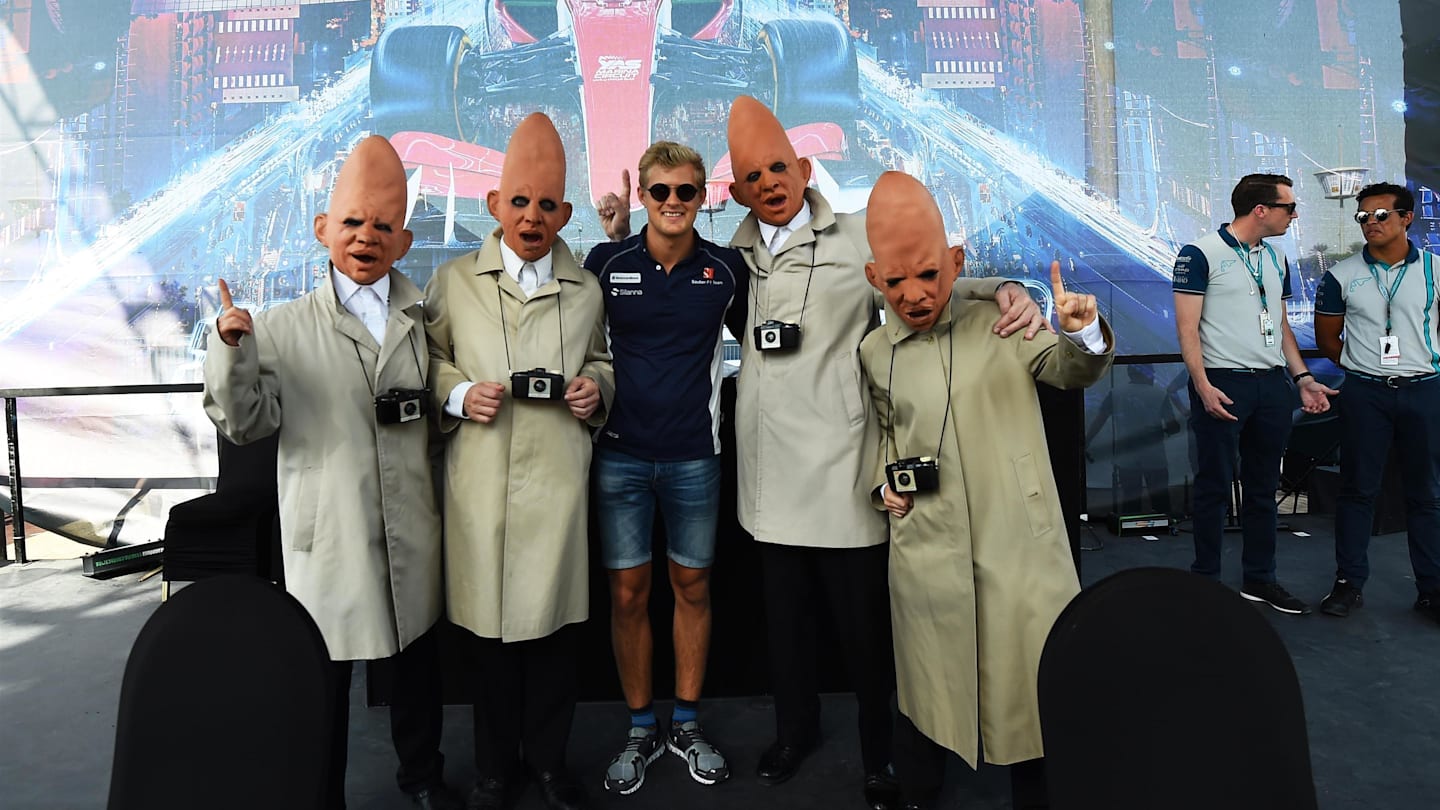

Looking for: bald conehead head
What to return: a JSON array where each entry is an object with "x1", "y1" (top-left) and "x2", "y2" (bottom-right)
[
  {"x1": 726, "y1": 95, "x2": 809, "y2": 226},
  {"x1": 726, "y1": 96, "x2": 792, "y2": 163},
  {"x1": 490, "y1": 112, "x2": 572, "y2": 261},
  {"x1": 502, "y1": 112, "x2": 567, "y2": 189},
  {"x1": 315, "y1": 134, "x2": 412, "y2": 285},
  {"x1": 864, "y1": 171, "x2": 963, "y2": 333},
  {"x1": 331, "y1": 135, "x2": 408, "y2": 213},
  {"x1": 866, "y1": 171, "x2": 947, "y2": 260}
]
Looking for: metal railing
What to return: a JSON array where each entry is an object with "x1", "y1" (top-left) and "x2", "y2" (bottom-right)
[
  {"x1": 2, "y1": 383, "x2": 207, "y2": 564},
  {"x1": 2, "y1": 351, "x2": 1328, "y2": 564}
]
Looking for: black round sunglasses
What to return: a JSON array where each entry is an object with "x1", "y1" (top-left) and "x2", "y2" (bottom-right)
[{"x1": 647, "y1": 183, "x2": 699, "y2": 203}]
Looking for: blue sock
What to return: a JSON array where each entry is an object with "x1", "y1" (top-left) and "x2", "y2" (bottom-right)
[
  {"x1": 672, "y1": 698, "x2": 699, "y2": 725},
  {"x1": 629, "y1": 703, "x2": 656, "y2": 730}
]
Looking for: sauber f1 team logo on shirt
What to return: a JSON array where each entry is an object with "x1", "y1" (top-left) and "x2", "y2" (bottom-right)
[{"x1": 692, "y1": 266, "x2": 722, "y2": 285}]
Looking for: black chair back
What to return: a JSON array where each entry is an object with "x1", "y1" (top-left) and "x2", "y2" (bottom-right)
[
  {"x1": 108, "y1": 574, "x2": 333, "y2": 810},
  {"x1": 163, "y1": 432, "x2": 282, "y2": 584},
  {"x1": 1038, "y1": 567, "x2": 1317, "y2": 810}
]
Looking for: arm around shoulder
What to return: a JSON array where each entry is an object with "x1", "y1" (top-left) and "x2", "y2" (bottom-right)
[{"x1": 952, "y1": 276, "x2": 1003, "y2": 301}]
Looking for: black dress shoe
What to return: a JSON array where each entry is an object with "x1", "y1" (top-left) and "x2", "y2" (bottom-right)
[
  {"x1": 411, "y1": 784, "x2": 463, "y2": 810},
  {"x1": 536, "y1": 770, "x2": 587, "y2": 810},
  {"x1": 756, "y1": 740, "x2": 813, "y2": 785},
  {"x1": 863, "y1": 771, "x2": 901, "y2": 810},
  {"x1": 465, "y1": 777, "x2": 508, "y2": 810}
]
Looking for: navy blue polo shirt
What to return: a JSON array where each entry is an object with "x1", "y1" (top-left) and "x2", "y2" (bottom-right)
[{"x1": 585, "y1": 227, "x2": 748, "y2": 461}]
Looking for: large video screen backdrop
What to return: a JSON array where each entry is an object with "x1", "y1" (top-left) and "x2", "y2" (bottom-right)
[{"x1": 0, "y1": 0, "x2": 1432, "y2": 544}]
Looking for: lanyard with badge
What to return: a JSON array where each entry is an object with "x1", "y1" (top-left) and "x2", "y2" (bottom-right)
[
  {"x1": 1231, "y1": 240, "x2": 1283, "y2": 347},
  {"x1": 1365, "y1": 256, "x2": 1411, "y2": 366}
]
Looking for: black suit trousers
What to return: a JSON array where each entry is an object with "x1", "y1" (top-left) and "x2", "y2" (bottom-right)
[
  {"x1": 758, "y1": 540, "x2": 896, "y2": 773},
  {"x1": 468, "y1": 623, "x2": 580, "y2": 778},
  {"x1": 327, "y1": 623, "x2": 446, "y2": 810}
]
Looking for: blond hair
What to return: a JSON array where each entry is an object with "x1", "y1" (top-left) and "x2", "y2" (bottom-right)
[{"x1": 638, "y1": 141, "x2": 706, "y2": 188}]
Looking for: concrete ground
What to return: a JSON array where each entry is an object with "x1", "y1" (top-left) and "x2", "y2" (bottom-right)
[{"x1": 3, "y1": 512, "x2": 1436, "y2": 809}]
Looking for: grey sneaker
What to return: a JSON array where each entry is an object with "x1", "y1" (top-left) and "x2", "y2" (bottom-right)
[
  {"x1": 604, "y1": 725, "x2": 664, "y2": 795},
  {"x1": 667, "y1": 720, "x2": 730, "y2": 785}
]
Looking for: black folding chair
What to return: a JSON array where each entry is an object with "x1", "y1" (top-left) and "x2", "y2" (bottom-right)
[
  {"x1": 1038, "y1": 567, "x2": 1317, "y2": 810},
  {"x1": 162, "y1": 431, "x2": 283, "y2": 597},
  {"x1": 108, "y1": 574, "x2": 333, "y2": 810}
]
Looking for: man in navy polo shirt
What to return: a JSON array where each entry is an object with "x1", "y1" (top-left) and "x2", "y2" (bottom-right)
[
  {"x1": 1172, "y1": 173, "x2": 1336, "y2": 615},
  {"x1": 586, "y1": 141, "x2": 747, "y2": 795},
  {"x1": 1314, "y1": 182, "x2": 1440, "y2": 623}
]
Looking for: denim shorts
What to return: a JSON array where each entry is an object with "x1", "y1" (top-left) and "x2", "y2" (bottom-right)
[{"x1": 593, "y1": 446, "x2": 721, "y2": 570}]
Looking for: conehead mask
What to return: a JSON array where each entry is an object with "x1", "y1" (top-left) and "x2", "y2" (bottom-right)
[
  {"x1": 864, "y1": 171, "x2": 964, "y2": 333},
  {"x1": 314, "y1": 134, "x2": 413, "y2": 285},
  {"x1": 726, "y1": 95, "x2": 811, "y2": 227},
  {"x1": 489, "y1": 112, "x2": 573, "y2": 262}
]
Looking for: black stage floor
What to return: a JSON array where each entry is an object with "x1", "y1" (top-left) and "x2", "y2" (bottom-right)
[{"x1": 3, "y1": 511, "x2": 1436, "y2": 809}]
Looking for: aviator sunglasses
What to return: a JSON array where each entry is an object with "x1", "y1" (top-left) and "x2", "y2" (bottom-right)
[
  {"x1": 1353, "y1": 208, "x2": 1409, "y2": 225},
  {"x1": 646, "y1": 183, "x2": 700, "y2": 203}
]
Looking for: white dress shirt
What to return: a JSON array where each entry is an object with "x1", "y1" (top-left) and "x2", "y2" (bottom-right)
[
  {"x1": 499, "y1": 240, "x2": 554, "y2": 298},
  {"x1": 332, "y1": 267, "x2": 391, "y2": 346},
  {"x1": 757, "y1": 199, "x2": 813, "y2": 254}
]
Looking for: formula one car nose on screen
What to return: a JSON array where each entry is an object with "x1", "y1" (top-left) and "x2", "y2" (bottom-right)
[{"x1": 369, "y1": 0, "x2": 859, "y2": 205}]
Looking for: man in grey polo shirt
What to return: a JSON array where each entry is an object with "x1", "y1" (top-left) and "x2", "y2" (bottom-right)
[
  {"x1": 1314, "y1": 182, "x2": 1440, "y2": 624},
  {"x1": 1172, "y1": 173, "x2": 1336, "y2": 614}
]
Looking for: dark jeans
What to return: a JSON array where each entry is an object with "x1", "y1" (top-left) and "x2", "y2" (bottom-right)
[
  {"x1": 327, "y1": 624, "x2": 446, "y2": 810},
  {"x1": 1188, "y1": 368, "x2": 1296, "y2": 584},
  {"x1": 892, "y1": 713, "x2": 1048, "y2": 808},
  {"x1": 759, "y1": 541, "x2": 896, "y2": 774},
  {"x1": 1335, "y1": 375, "x2": 1440, "y2": 593}
]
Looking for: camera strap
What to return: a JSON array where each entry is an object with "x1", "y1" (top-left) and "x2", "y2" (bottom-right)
[
  {"x1": 884, "y1": 324, "x2": 955, "y2": 464},
  {"x1": 496, "y1": 275, "x2": 566, "y2": 376},
  {"x1": 350, "y1": 328, "x2": 425, "y2": 396},
  {"x1": 751, "y1": 242, "x2": 817, "y2": 331}
]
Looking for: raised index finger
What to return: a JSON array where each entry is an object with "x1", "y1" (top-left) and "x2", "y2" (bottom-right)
[
  {"x1": 620, "y1": 168, "x2": 632, "y2": 205},
  {"x1": 218, "y1": 278, "x2": 234, "y2": 310},
  {"x1": 1049, "y1": 260, "x2": 1065, "y2": 298}
]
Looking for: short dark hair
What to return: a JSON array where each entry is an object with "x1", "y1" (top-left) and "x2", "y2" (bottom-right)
[
  {"x1": 1231, "y1": 174, "x2": 1293, "y2": 218},
  {"x1": 1355, "y1": 182, "x2": 1414, "y2": 212}
]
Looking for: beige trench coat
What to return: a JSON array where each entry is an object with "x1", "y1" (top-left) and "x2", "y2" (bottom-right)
[
  {"x1": 425, "y1": 232, "x2": 613, "y2": 642},
  {"x1": 729, "y1": 189, "x2": 1007, "y2": 548},
  {"x1": 203, "y1": 272, "x2": 443, "y2": 662},
  {"x1": 860, "y1": 292, "x2": 1113, "y2": 767}
]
